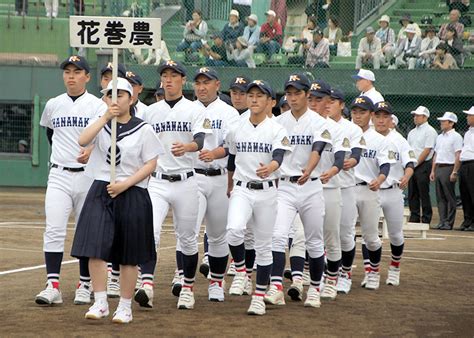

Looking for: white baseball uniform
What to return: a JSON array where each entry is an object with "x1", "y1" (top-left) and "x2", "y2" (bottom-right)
[{"x1": 134, "y1": 100, "x2": 148, "y2": 120}]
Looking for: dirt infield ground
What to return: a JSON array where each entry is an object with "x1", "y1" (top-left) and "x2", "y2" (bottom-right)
[{"x1": 1, "y1": 188, "x2": 473, "y2": 337}]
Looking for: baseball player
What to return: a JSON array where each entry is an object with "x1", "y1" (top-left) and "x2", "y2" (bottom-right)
[
  {"x1": 134, "y1": 60, "x2": 211, "y2": 310},
  {"x1": 371, "y1": 101, "x2": 416, "y2": 286},
  {"x1": 191, "y1": 67, "x2": 240, "y2": 301},
  {"x1": 125, "y1": 71, "x2": 147, "y2": 119},
  {"x1": 100, "y1": 62, "x2": 127, "y2": 90},
  {"x1": 229, "y1": 76, "x2": 251, "y2": 115},
  {"x1": 264, "y1": 74, "x2": 331, "y2": 309},
  {"x1": 36, "y1": 55, "x2": 106, "y2": 306},
  {"x1": 224, "y1": 80, "x2": 291, "y2": 315},
  {"x1": 279, "y1": 95, "x2": 290, "y2": 114},
  {"x1": 71, "y1": 78, "x2": 162, "y2": 324},
  {"x1": 155, "y1": 82, "x2": 165, "y2": 102}
]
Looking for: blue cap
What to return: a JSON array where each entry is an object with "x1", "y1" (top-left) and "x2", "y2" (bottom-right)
[
  {"x1": 350, "y1": 95, "x2": 374, "y2": 111},
  {"x1": 100, "y1": 62, "x2": 126, "y2": 77},
  {"x1": 246, "y1": 79, "x2": 273, "y2": 97},
  {"x1": 155, "y1": 82, "x2": 164, "y2": 96},
  {"x1": 158, "y1": 60, "x2": 186, "y2": 76},
  {"x1": 374, "y1": 101, "x2": 393, "y2": 115},
  {"x1": 229, "y1": 76, "x2": 251, "y2": 91},
  {"x1": 60, "y1": 55, "x2": 90, "y2": 74},
  {"x1": 309, "y1": 80, "x2": 331, "y2": 97},
  {"x1": 279, "y1": 95, "x2": 288, "y2": 108},
  {"x1": 219, "y1": 93, "x2": 233, "y2": 106},
  {"x1": 284, "y1": 73, "x2": 311, "y2": 91},
  {"x1": 125, "y1": 70, "x2": 143, "y2": 86},
  {"x1": 330, "y1": 88, "x2": 345, "y2": 101},
  {"x1": 193, "y1": 66, "x2": 219, "y2": 81}
]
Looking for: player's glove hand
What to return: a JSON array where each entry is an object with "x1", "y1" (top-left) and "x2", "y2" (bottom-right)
[{"x1": 107, "y1": 181, "x2": 130, "y2": 198}]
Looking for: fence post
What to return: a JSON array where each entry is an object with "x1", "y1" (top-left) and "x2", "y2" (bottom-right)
[{"x1": 32, "y1": 94, "x2": 40, "y2": 166}]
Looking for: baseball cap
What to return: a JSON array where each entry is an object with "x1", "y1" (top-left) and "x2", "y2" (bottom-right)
[
  {"x1": 230, "y1": 9, "x2": 239, "y2": 18},
  {"x1": 350, "y1": 96, "x2": 374, "y2": 111},
  {"x1": 352, "y1": 69, "x2": 376, "y2": 82},
  {"x1": 374, "y1": 101, "x2": 393, "y2": 115},
  {"x1": 379, "y1": 15, "x2": 390, "y2": 23},
  {"x1": 437, "y1": 112, "x2": 458, "y2": 123},
  {"x1": 125, "y1": 70, "x2": 143, "y2": 86},
  {"x1": 411, "y1": 105, "x2": 430, "y2": 117},
  {"x1": 19, "y1": 139, "x2": 28, "y2": 146},
  {"x1": 405, "y1": 24, "x2": 417, "y2": 34},
  {"x1": 60, "y1": 55, "x2": 90, "y2": 74},
  {"x1": 246, "y1": 79, "x2": 273, "y2": 97},
  {"x1": 463, "y1": 106, "x2": 474, "y2": 115},
  {"x1": 366, "y1": 26, "x2": 375, "y2": 34},
  {"x1": 158, "y1": 60, "x2": 186, "y2": 76},
  {"x1": 399, "y1": 14, "x2": 413, "y2": 24},
  {"x1": 330, "y1": 88, "x2": 345, "y2": 101},
  {"x1": 247, "y1": 14, "x2": 258, "y2": 23},
  {"x1": 100, "y1": 77, "x2": 133, "y2": 97},
  {"x1": 100, "y1": 62, "x2": 126, "y2": 77},
  {"x1": 279, "y1": 95, "x2": 288, "y2": 108},
  {"x1": 193, "y1": 66, "x2": 219, "y2": 81},
  {"x1": 229, "y1": 76, "x2": 251, "y2": 91},
  {"x1": 392, "y1": 115, "x2": 399, "y2": 126},
  {"x1": 155, "y1": 82, "x2": 164, "y2": 96},
  {"x1": 309, "y1": 80, "x2": 331, "y2": 97},
  {"x1": 284, "y1": 73, "x2": 311, "y2": 91},
  {"x1": 265, "y1": 10, "x2": 276, "y2": 17}
]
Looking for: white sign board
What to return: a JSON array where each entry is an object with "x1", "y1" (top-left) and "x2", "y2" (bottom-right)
[{"x1": 69, "y1": 16, "x2": 161, "y2": 49}]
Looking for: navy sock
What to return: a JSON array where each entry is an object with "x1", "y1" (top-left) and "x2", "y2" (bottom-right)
[
  {"x1": 182, "y1": 253, "x2": 198, "y2": 288},
  {"x1": 270, "y1": 251, "x2": 286, "y2": 279},
  {"x1": 245, "y1": 249, "x2": 256, "y2": 274},
  {"x1": 368, "y1": 247, "x2": 382, "y2": 272},
  {"x1": 176, "y1": 250, "x2": 184, "y2": 273},
  {"x1": 45, "y1": 252, "x2": 63, "y2": 285},
  {"x1": 341, "y1": 247, "x2": 356, "y2": 274},
  {"x1": 290, "y1": 255, "x2": 305, "y2": 280},
  {"x1": 209, "y1": 255, "x2": 228, "y2": 283},
  {"x1": 203, "y1": 232, "x2": 209, "y2": 256},
  {"x1": 79, "y1": 257, "x2": 90, "y2": 283},
  {"x1": 229, "y1": 243, "x2": 245, "y2": 271},
  {"x1": 326, "y1": 259, "x2": 341, "y2": 277},
  {"x1": 362, "y1": 243, "x2": 370, "y2": 273},
  {"x1": 139, "y1": 258, "x2": 156, "y2": 276},
  {"x1": 255, "y1": 264, "x2": 272, "y2": 296},
  {"x1": 390, "y1": 243, "x2": 404, "y2": 268},
  {"x1": 308, "y1": 255, "x2": 325, "y2": 288}
]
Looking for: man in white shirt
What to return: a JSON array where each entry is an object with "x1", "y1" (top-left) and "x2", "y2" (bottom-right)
[
  {"x1": 459, "y1": 106, "x2": 474, "y2": 231},
  {"x1": 351, "y1": 69, "x2": 384, "y2": 104},
  {"x1": 355, "y1": 27, "x2": 382, "y2": 69},
  {"x1": 430, "y1": 112, "x2": 463, "y2": 230},
  {"x1": 407, "y1": 106, "x2": 438, "y2": 225}
]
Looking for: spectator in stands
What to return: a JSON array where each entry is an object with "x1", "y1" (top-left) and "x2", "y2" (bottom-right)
[
  {"x1": 355, "y1": 27, "x2": 382, "y2": 70},
  {"x1": 243, "y1": 14, "x2": 260, "y2": 48},
  {"x1": 232, "y1": 0, "x2": 252, "y2": 22},
  {"x1": 203, "y1": 33, "x2": 229, "y2": 67},
  {"x1": 177, "y1": 9, "x2": 208, "y2": 52},
  {"x1": 15, "y1": 0, "x2": 28, "y2": 15},
  {"x1": 228, "y1": 36, "x2": 256, "y2": 68},
  {"x1": 376, "y1": 15, "x2": 396, "y2": 66},
  {"x1": 324, "y1": 17, "x2": 342, "y2": 56},
  {"x1": 305, "y1": 29, "x2": 330, "y2": 68},
  {"x1": 439, "y1": 9, "x2": 465, "y2": 39},
  {"x1": 416, "y1": 26, "x2": 440, "y2": 69},
  {"x1": 296, "y1": 16, "x2": 318, "y2": 56},
  {"x1": 142, "y1": 40, "x2": 171, "y2": 66},
  {"x1": 221, "y1": 10, "x2": 244, "y2": 45},
  {"x1": 397, "y1": 14, "x2": 422, "y2": 42},
  {"x1": 44, "y1": 0, "x2": 59, "y2": 18},
  {"x1": 443, "y1": 24, "x2": 464, "y2": 67},
  {"x1": 256, "y1": 10, "x2": 283, "y2": 59},
  {"x1": 431, "y1": 42, "x2": 459, "y2": 69},
  {"x1": 447, "y1": 0, "x2": 470, "y2": 14},
  {"x1": 305, "y1": 0, "x2": 330, "y2": 29},
  {"x1": 18, "y1": 140, "x2": 28, "y2": 153},
  {"x1": 392, "y1": 24, "x2": 422, "y2": 69},
  {"x1": 271, "y1": 0, "x2": 287, "y2": 31}
]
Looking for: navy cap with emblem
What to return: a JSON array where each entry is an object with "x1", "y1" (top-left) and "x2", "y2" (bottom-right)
[
  {"x1": 309, "y1": 80, "x2": 331, "y2": 97},
  {"x1": 374, "y1": 101, "x2": 393, "y2": 115},
  {"x1": 330, "y1": 88, "x2": 345, "y2": 101},
  {"x1": 246, "y1": 79, "x2": 273, "y2": 97},
  {"x1": 60, "y1": 55, "x2": 90, "y2": 74},
  {"x1": 350, "y1": 95, "x2": 374, "y2": 111},
  {"x1": 158, "y1": 60, "x2": 186, "y2": 76},
  {"x1": 125, "y1": 71, "x2": 143, "y2": 86},
  {"x1": 155, "y1": 81, "x2": 164, "y2": 96},
  {"x1": 100, "y1": 62, "x2": 126, "y2": 77},
  {"x1": 193, "y1": 67, "x2": 219, "y2": 81},
  {"x1": 284, "y1": 73, "x2": 311, "y2": 91},
  {"x1": 279, "y1": 95, "x2": 288, "y2": 108},
  {"x1": 229, "y1": 76, "x2": 251, "y2": 91}
]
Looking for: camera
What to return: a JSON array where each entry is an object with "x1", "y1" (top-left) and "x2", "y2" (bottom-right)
[{"x1": 292, "y1": 38, "x2": 308, "y2": 44}]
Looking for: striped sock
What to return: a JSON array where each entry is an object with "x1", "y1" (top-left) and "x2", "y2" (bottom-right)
[
  {"x1": 308, "y1": 255, "x2": 325, "y2": 290},
  {"x1": 45, "y1": 252, "x2": 63, "y2": 289},
  {"x1": 208, "y1": 255, "x2": 228, "y2": 285},
  {"x1": 182, "y1": 252, "x2": 198, "y2": 289},
  {"x1": 341, "y1": 247, "x2": 356, "y2": 276},
  {"x1": 270, "y1": 276, "x2": 283, "y2": 290},
  {"x1": 229, "y1": 243, "x2": 246, "y2": 272},
  {"x1": 271, "y1": 251, "x2": 286, "y2": 282},
  {"x1": 390, "y1": 243, "x2": 404, "y2": 268},
  {"x1": 290, "y1": 256, "x2": 305, "y2": 280},
  {"x1": 245, "y1": 249, "x2": 256, "y2": 278},
  {"x1": 139, "y1": 258, "x2": 156, "y2": 286},
  {"x1": 368, "y1": 247, "x2": 382, "y2": 273},
  {"x1": 255, "y1": 264, "x2": 272, "y2": 297},
  {"x1": 362, "y1": 243, "x2": 371, "y2": 273}
]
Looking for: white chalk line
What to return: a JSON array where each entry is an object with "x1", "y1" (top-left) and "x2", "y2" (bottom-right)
[
  {"x1": 404, "y1": 250, "x2": 474, "y2": 255},
  {"x1": 382, "y1": 255, "x2": 474, "y2": 265},
  {"x1": 0, "y1": 247, "x2": 43, "y2": 253}
]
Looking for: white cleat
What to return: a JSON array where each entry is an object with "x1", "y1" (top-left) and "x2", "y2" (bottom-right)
[
  {"x1": 134, "y1": 283, "x2": 154, "y2": 308},
  {"x1": 112, "y1": 306, "x2": 133, "y2": 324},
  {"x1": 287, "y1": 279, "x2": 304, "y2": 301},
  {"x1": 386, "y1": 266, "x2": 400, "y2": 286},
  {"x1": 35, "y1": 281, "x2": 63, "y2": 305},
  {"x1": 229, "y1": 271, "x2": 246, "y2": 296},
  {"x1": 302, "y1": 269, "x2": 310, "y2": 286},
  {"x1": 247, "y1": 295, "x2": 266, "y2": 315},
  {"x1": 107, "y1": 277, "x2": 120, "y2": 298},
  {"x1": 74, "y1": 282, "x2": 92, "y2": 305},
  {"x1": 264, "y1": 284, "x2": 285, "y2": 305},
  {"x1": 85, "y1": 301, "x2": 109, "y2": 320},
  {"x1": 365, "y1": 272, "x2": 380, "y2": 290},
  {"x1": 243, "y1": 276, "x2": 253, "y2": 295},
  {"x1": 304, "y1": 286, "x2": 321, "y2": 308},
  {"x1": 336, "y1": 273, "x2": 352, "y2": 294},
  {"x1": 320, "y1": 278, "x2": 337, "y2": 301},
  {"x1": 135, "y1": 273, "x2": 142, "y2": 291},
  {"x1": 208, "y1": 282, "x2": 225, "y2": 302},
  {"x1": 177, "y1": 287, "x2": 195, "y2": 309},
  {"x1": 227, "y1": 261, "x2": 236, "y2": 276},
  {"x1": 361, "y1": 272, "x2": 369, "y2": 288}
]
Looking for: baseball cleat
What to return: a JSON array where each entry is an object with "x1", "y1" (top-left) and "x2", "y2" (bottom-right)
[
  {"x1": 199, "y1": 263, "x2": 210, "y2": 280},
  {"x1": 283, "y1": 268, "x2": 292, "y2": 281},
  {"x1": 320, "y1": 279, "x2": 337, "y2": 301},
  {"x1": 302, "y1": 269, "x2": 310, "y2": 286},
  {"x1": 264, "y1": 284, "x2": 285, "y2": 305},
  {"x1": 177, "y1": 287, "x2": 195, "y2": 309},
  {"x1": 74, "y1": 282, "x2": 92, "y2": 305},
  {"x1": 35, "y1": 281, "x2": 63, "y2": 305},
  {"x1": 243, "y1": 276, "x2": 253, "y2": 295},
  {"x1": 107, "y1": 277, "x2": 120, "y2": 298},
  {"x1": 134, "y1": 283, "x2": 154, "y2": 308},
  {"x1": 135, "y1": 273, "x2": 142, "y2": 291},
  {"x1": 336, "y1": 273, "x2": 352, "y2": 294},
  {"x1": 172, "y1": 277, "x2": 183, "y2": 297},
  {"x1": 304, "y1": 286, "x2": 321, "y2": 308},
  {"x1": 85, "y1": 301, "x2": 109, "y2": 320},
  {"x1": 360, "y1": 272, "x2": 369, "y2": 288},
  {"x1": 208, "y1": 282, "x2": 225, "y2": 302},
  {"x1": 386, "y1": 266, "x2": 400, "y2": 286},
  {"x1": 171, "y1": 270, "x2": 181, "y2": 285},
  {"x1": 229, "y1": 271, "x2": 246, "y2": 296},
  {"x1": 227, "y1": 260, "x2": 236, "y2": 276},
  {"x1": 112, "y1": 306, "x2": 133, "y2": 324},
  {"x1": 287, "y1": 279, "x2": 303, "y2": 301},
  {"x1": 365, "y1": 272, "x2": 380, "y2": 290},
  {"x1": 247, "y1": 295, "x2": 266, "y2": 315}
]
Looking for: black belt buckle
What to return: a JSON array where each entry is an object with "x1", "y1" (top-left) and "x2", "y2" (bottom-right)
[
  {"x1": 167, "y1": 175, "x2": 180, "y2": 182},
  {"x1": 247, "y1": 181, "x2": 263, "y2": 190},
  {"x1": 289, "y1": 176, "x2": 300, "y2": 183},
  {"x1": 356, "y1": 182, "x2": 368, "y2": 186}
]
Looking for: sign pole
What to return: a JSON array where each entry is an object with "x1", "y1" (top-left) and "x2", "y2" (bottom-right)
[{"x1": 110, "y1": 47, "x2": 118, "y2": 184}]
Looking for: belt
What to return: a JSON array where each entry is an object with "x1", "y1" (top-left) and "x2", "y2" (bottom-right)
[
  {"x1": 462, "y1": 160, "x2": 474, "y2": 165},
  {"x1": 194, "y1": 168, "x2": 225, "y2": 176},
  {"x1": 51, "y1": 164, "x2": 85, "y2": 172},
  {"x1": 356, "y1": 181, "x2": 368, "y2": 186},
  {"x1": 438, "y1": 163, "x2": 454, "y2": 168},
  {"x1": 281, "y1": 176, "x2": 319, "y2": 183},
  {"x1": 151, "y1": 171, "x2": 194, "y2": 182},
  {"x1": 236, "y1": 180, "x2": 274, "y2": 190},
  {"x1": 381, "y1": 184, "x2": 399, "y2": 190}
]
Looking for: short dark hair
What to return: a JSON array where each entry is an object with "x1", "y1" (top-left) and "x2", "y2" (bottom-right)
[
  {"x1": 329, "y1": 16, "x2": 339, "y2": 27},
  {"x1": 307, "y1": 15, "x2": 317, "y2": 28},
  {"x1": 446, "y1": 24, "x2": 458, "y2": 38},
  {"x1": 192, "y1": 9, "x2": 202, "y2": 17}
]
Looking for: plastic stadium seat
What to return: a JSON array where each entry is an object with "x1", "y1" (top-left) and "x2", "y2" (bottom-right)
[{"x1": 253, "y1": 53, "x2": 267, "y2": 66}]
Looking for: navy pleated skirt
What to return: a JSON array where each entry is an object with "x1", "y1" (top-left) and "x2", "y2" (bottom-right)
[{"x1": 71, "y1": 180, "x2": 156, "y2": 265}]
